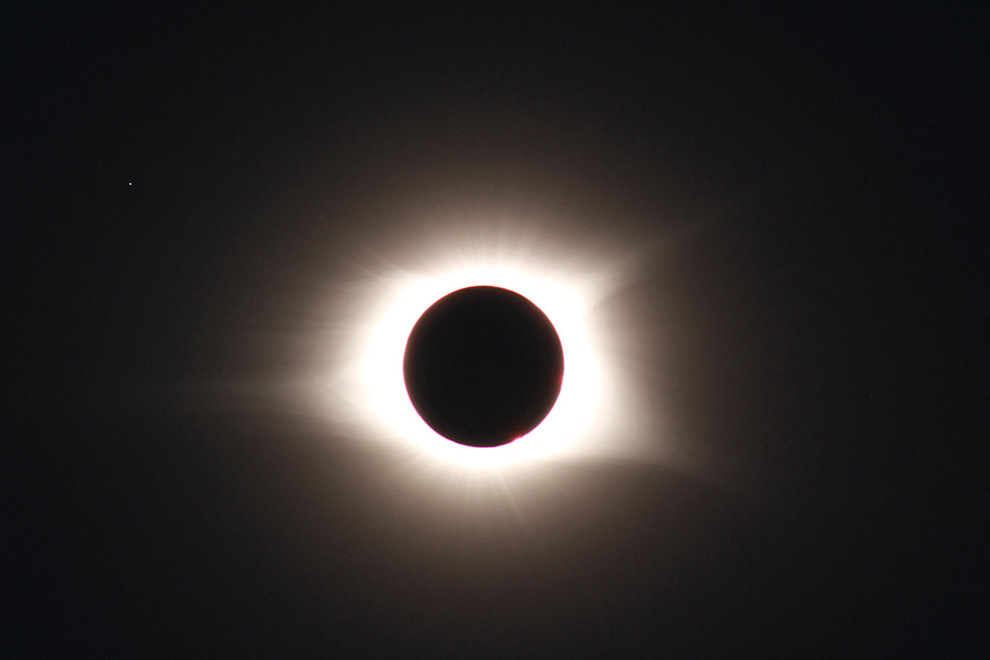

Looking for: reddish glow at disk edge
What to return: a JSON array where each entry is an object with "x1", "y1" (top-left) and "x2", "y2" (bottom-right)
[{"x1": 319, "y1": 222, "x2": 653, "y2": 471}]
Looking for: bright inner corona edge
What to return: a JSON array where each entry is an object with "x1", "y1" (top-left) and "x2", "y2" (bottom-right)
[{"x1": 343, "y1": 249, "x2": 627, "y2": 471}]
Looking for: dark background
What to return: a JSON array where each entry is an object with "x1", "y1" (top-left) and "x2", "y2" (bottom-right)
[{"x1": 6, "y1": 2, "x2": 985, "y2": 656}]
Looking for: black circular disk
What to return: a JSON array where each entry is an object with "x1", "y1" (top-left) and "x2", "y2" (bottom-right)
[{"x1": 403, "y1": 286, "x2": 564, "y2": 448}]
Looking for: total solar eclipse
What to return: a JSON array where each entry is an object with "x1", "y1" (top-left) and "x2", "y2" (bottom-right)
[{"x1": 403, "y1": 286, "x2": 565, "y2": 448}]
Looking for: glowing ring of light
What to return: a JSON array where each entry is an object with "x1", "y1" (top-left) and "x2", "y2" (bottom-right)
[
  {"x1": 358, "y1": 264, "x2": 602, "y2": 469},
  {"x1": 315, "y1": 214, "x2": 654, "y2": 477}
]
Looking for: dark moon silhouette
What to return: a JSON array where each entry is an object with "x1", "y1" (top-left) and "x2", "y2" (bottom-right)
[{"x1": 403, "y1": 286, "x2": 564, "y2": 447}]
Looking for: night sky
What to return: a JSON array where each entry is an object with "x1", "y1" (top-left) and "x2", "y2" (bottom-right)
[{"x1": 7, "y1": 2, "x2": 985, "y2": 657}]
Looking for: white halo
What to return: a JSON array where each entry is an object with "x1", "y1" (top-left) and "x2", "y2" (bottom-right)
[{"x1": 319, "y1": 221, "x2": 653, "y2": 473}]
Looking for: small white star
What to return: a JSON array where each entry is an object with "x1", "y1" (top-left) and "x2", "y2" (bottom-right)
[{"x1": 128, "y1": 182, "x2": 133, "y2": 186}]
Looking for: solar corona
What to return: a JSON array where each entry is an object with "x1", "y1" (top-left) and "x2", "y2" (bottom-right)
[{"x1": 330, "y1": 236, "x2": 643, "y2": 472}]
